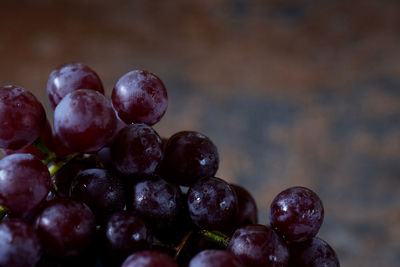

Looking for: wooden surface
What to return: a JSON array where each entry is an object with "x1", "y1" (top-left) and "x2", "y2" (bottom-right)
[{"x1": 1, "y1": 1, "x2": 400, "y2": 265}]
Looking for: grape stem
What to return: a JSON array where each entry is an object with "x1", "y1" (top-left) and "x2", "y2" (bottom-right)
[
  {"x1": 48, "y1": 152, "x2": 79, "y2": 177},
  {"x1": 174, "y1": 231, "x2": 193, "y2": 260},
  {"x1": 198, "y1": 230, "x2": 230, "y2": 248},
  {"x1": 0, "y1": 206, "x2": 6, "y2": 220},
  {"x1": 32, "y1": 138, "x2": 57, "y2": 165}
]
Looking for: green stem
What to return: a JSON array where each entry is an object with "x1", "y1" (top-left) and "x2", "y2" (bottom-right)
[
  {"x1": 198, "y1": 230, "x2": 230, "y2": 248},
  {"x1": 0, "y1": 206, "x2": 6, "y2": 220},
  {"x1": 33, "y1": 138, "x2": 57, "y2": 165},
  {"x1": 48, "y1": 152, "x2": 79, "y2": 177},
  {"x1": 174, "y1": 231, "x2": 193, "y2": 260}
]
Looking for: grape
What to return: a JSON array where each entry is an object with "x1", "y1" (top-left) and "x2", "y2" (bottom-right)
[
  {"x1": 35, "y1": 198, "x2": 96, "y2": 258},
  {"x1": 70, "y1": 168, "x2": 126, "y2": 223},
  {"x1": 269, "y1": 186, "x2": 324, "y2": 242},
  {"x1": 0, "y1": 85, "x2": 46, "y2": 150},
  {"x1": 0, "y1": 219, "x2": 42, "y2": 267},
  {"x1": 104, "y1": 211, "x2": 152, "y2": 262},
  {"x1": 227, "y1": 224, "x2": 289, "y2": 267},
  {"x1": 110, "y1": 123, "x2": 163, "y2": 176},
  {"x1": 0, "y1": 153, "x2": 51, "y2": 214},
  {"x1": 127, "y1": 177, "x2": 184, "y2": 232},
  {"x1": 187, "y1": 177, "x2": 238, "y2": 233},
  {"x1": 46, "y1": 62, "x2": 104, "y2": 109},
  {"x1": 2, "y1": 144, "x2": 44, "y2": 160},
  {"x1": 231, "y1": 184, "x2": 258, "y2": 226},
  {"x1": 112, "y1": 70, "x2": 168, "y2": 126},
  {"x1": 54, "y1": 89, "x2": 117, "y2": 152},
  {"x1": 188, "y1": 249, "x2": 244, "y2": 267},
  {"x1": 289, "y1": 237, "x2": 340, "y2": 267},
  {"x1": 121, "y1": 250, "x2": 178, "y2": 267},
  {"x1": 161, "y1": 131, "x2": 219, "y2": 186}
]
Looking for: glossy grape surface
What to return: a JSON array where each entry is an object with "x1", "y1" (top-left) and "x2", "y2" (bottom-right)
[
  {"x1": 110, "y1": 123, "x2": 163, "y2": 176},
  {"x1": 188, "y1": 249, "x2": 244, "y2": 267},
  {"x1": 187, "y1": 177, "x2": 238, "y2": 232},
  {"x1": 54, "y1": 89, "x2": 117, "y2": 152},
  {"x1": 269, "y1": 186, "x2": 324, "y2": 242},
  {"x1": 231, "y1": 184, "x2": 258, "y2": 226},
  {"x1": 0, "y1": 153, "x2": 51, "y2": 214},
  {"x1": 0, "y1": 85, "x2": 46, "y2": 150},
  {"x1": 46, "y1": 62, "x2": 104, "y2": 109},
  {"x1": 35, "y1": 198, "x2": 96, "y2": 258},
  {"x1": 70, "y1": 168, "x2": 126, "y2": 223},
  {"x1": 162, "y1": 131, "x2": 219, "y2": 186},
  {"x1": 289, "y1": 237, "x2": 340, "y2": 267},
  {"x1": 112, "y1": 70, "x2": 168, "y2": 125},
  {"x1": 121, "y1": 250, "x2": 178, "y2": 267},
  {"x1": 104, "y1": 211, "x2": 152, "y2": 261},
  {"x1": 127, "y1": 178, "x2": 184, "y2": 232},
  {"x1": 0, "y1": 219, "x2": 42, "y2": 267},
  {"x1": 227, "y1": 224, "x2": 289, "y2": 267}
]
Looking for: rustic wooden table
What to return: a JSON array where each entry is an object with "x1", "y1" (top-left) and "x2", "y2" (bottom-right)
[{"x1": 1, "y1": 1, "x2": 399, "y2": 266}]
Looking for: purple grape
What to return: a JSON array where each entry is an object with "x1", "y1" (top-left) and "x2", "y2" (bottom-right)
[
  {"x1": 112, "y1": 70, "x2": 168, "y2": 125},
  {"x1": 127, "y1": 177, "x2": 184, "y2": 232},
  {"x1": 0, "y1": 219, "x2": 42, "y2": 267},
  {"x1": 231, "y1": 184, "x2": 258, "y2": 226},
  {"x1": 161, "y1": 131, "x2": 219, "y2": 186},
  {"x1": 35, "y1": 198, "x2": 96, "y2": 258},
  {"x1": 46, "y1": 62, "x2": 104, "y2": 109},
  {"x1": 188, "y1": 249, "x2": 244, "y2": 267},
  {"x1": 121, "y1": 250, "x2": 178, "y2": 267},
  {"x1": 289, "y1": 237, "x2": 340, "y2": 267},
  {"x1": 110, "y1": 123, "x2": 163, "y2": 176},
  {"x1": 104, "y1": 211, "x2": 152, "y2": 262},
  {"x1": 0, "y1": 153, "x2": 51, "y2": 214},
  {"x1": 187, "y1": 177, "x2": 238, "y2": 233},
  {"x1": 70, "y1": 168, "x2": 126, "y2": 223},
  {"x1": 54, "y1": 89, "x2": 117, "y2": 152},
  {"x1": 269, "y1": 186, "x2": 324, "y2": 242},
  {"x1": 0, "y1": 85, "x2": 46, "y2": 150},
  {"x1": 227, "y1": 224, "x2": 290, "y2": 267}
]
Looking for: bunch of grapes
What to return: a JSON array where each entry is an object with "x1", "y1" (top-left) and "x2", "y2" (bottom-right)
[{"x1": 0, "y1": 62, "x2": 339, "y2": 267}]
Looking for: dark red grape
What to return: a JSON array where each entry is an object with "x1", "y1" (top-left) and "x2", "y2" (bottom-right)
[
  {"x1": 110, "y1": 123, "x2": 163, "y2": 176},
  {"x1": 188, "y1": 249, "x2": 244, "y2": 267},
  {"x1": 54, "y1": 89, "x2": 117, "y2": 152},
  {"x1": 289, "y1": 237, "x2": 340, "y2": 267},
  {"x1": 187, "y1": 177, "x2": 238, "y2": 233},
  {"x1": 231, "y1": 184, "x2": 258, "y2": 226},
  {"x1": 121, "y1": 250, "x2": 178, "y2": 267},
  {"x1": 2, "y1": 144, "x2": 44, "y2": 160},
  {"x1": 104, "y1": 211, "x2": 152, "y2": 262},
  {"x1": 0, "y1": 219, "x2": 42, "y2": 267},
  {"x1": 227, "y1": 224, "x2": 290, "y2": 267},
  {"x1": 46, "y1": 62, "x2": 104, "y2": 109},
  {"x1": 70, "y1": 168, "x2": 126, "y2": 223},
  {"x1": 127, "y1": 177, "x2": 184, "y2": 232},
  {"x1": 269, "y1": 186, "x2": 324, "y2": 242},
  {"x1": 161, "y1": 131, "x2": 219, "y2": 186},
  {"x1": 35, "y1": 198, "x2": 96, "y2": 258},
  {"x1": 0, "y1": 85, "x2": 46, "y2": 150},
  {"x1": 0, "y1": 153, "x2": 51, "y2": 214},
  {"x1": 112, "y1": 70, "x2": 168, "y2": 125}
]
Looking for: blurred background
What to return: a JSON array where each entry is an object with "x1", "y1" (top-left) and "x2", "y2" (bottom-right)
[{"x1": 1, "y1": 0, "x2": 399, "y2": 265}]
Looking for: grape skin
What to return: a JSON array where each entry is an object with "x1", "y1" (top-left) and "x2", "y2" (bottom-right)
[
  {"x1": 112, "y1": 70, "x2": 168, "y2": 126},
  {"x1": 0, "y1": 85, "x2": 46, "y2": 150},
  {"x1": 231, "y1": 184, "x2": 258, "y2": 226},
  {"x1": 54, "y1": 89, "x2": 117, "y2": 153},
  {"x1": 188, "y1": 249, "x2": 244, "y2": 267},
  {"x1": 187, "y1": 177, "x2": 238, "y2": 233},
  {"x1": 0, "y1": 153, "x2": 51, "y2": 215},
  {"x1": 121, "y1": 250, "x2": 178, "y2": 267},
  {"x1": 35, "y1": 198, "x2": 96, "y2": 258},
  {"x1": 269, "y1": 186, "x2": 324, "y2": 243},
  {"x1": 46, "y1": 62, "x2": 104, "y2": 110},
  {"x1": 227, "y1": 224, "x2": 290, "y2": 267},
  {"x1": 0, "y1": 219, "x2": 42, "y2": 267}
]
